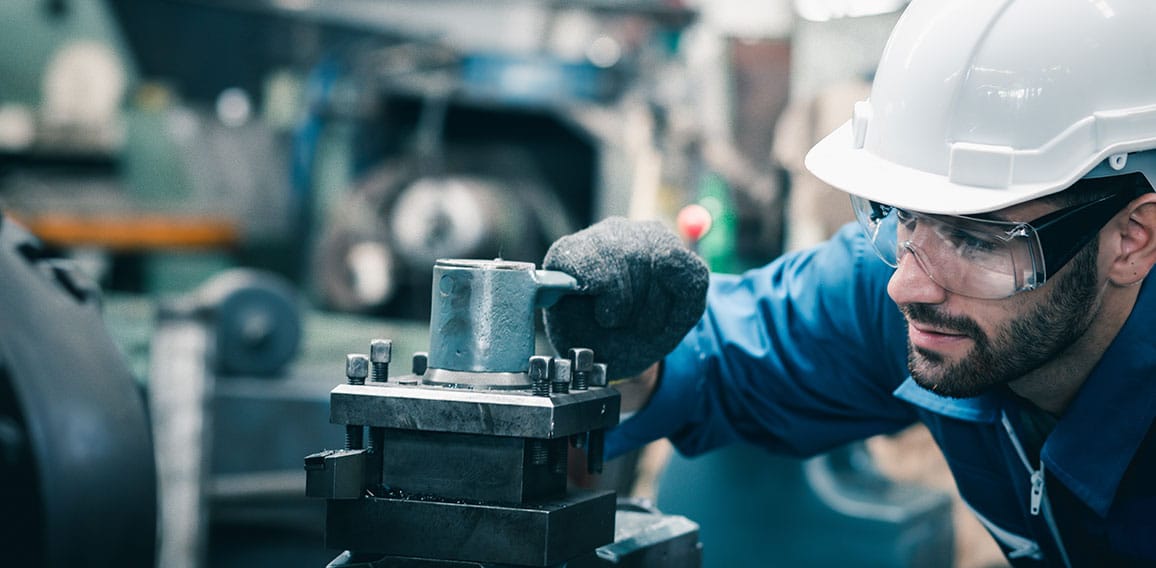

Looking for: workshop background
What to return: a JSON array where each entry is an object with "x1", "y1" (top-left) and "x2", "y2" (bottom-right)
[{"x1": 0, "y1": 1, "x2": 1006, "y2": 567}]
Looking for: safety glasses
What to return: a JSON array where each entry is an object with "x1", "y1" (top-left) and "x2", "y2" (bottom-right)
[{"x1": 851, "y1": 188, "x2": 1146, "y2": 299}]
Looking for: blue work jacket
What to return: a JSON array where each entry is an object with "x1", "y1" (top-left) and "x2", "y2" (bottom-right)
[{"x1": 606, "y1": 223, "x2": 1156, "y2": 566}]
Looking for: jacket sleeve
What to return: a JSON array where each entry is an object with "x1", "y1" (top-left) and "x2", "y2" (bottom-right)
[{"x1": 605, "y1": 222, "x2": 918, "y2": 460}]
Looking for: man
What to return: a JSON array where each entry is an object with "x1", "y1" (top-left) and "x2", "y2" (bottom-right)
[{"x1": 543, "y1": 0, "x2": 1156, "y2": 565}]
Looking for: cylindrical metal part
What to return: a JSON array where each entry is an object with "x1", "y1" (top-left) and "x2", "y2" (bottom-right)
[
  {"x1": 551, "y1": 358, "x2": 572, "y2": 394},
  {"x1": 370, "y1": 339, "x2": 393, "y2": 382},
  {"x1": 429, "y1": 260, "x2": 540, "y2": 374},
  {"x1": 346, "y1": 354, "x2": 369, "y2": 385},
  {"x1": 412, "y1": 352, "x2": 429, "y2": 375},
  {"x1": 428, "y1": 259, "x2": 576, "y2": 375},
  {"x1": 587, "y1": 429, "x2": 605, "y2": 474},
  {"x1": 569, "y1": 348, "x2": 593, "y2": 391},
  {"x1": 529, "y1": 356, "x2": 551, "y2": 397}
]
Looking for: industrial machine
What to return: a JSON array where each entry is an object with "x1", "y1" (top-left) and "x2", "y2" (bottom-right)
[
  {"x1": 304, "y1": 258, "x2": 700, "y2": 567},
  {"x1": 0, "y1": 214, "x2": 155, "y2": 568}
]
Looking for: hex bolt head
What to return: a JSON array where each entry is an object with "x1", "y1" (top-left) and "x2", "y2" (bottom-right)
[
  {"x1": 568, "y1": 348, "x2": 594, "y2": 373},
  {"x1": 569, "y1": 348, "x2": 593, "y2": 390},
  {"x1": 529, "y1": 355, "x2": 551, "y2": 396},
  {"x1": 370, "y1": 339, "x2": 393, "y2": 382},
  {"x1": 370, "y1": 339, "x2": 393, "y2": 363},
  {"x1": 346, "y1": 354, "x2": 369, "y2": 385},
  {"x1": 591, "y1": 363, "x2": 608, "y2": 387},
  {"x1": 551, "y1": 358, "x2": 572, "y2": 394}
]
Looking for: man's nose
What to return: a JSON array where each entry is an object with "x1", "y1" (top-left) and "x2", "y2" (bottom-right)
[{"x1": 887, "y1": 245, "x2": 949, "y2": 306}]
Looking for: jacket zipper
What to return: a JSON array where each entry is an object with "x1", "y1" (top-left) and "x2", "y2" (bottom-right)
[
  {"x1": 1001, "y1": 410, "x2": 1072, "y2": 568},
  {"x1": 962, "y1": 500, "x2": 1042, "y2": 560}
]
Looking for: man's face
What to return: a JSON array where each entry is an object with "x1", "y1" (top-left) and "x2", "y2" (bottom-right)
[{"x1": 886, "y1": 201, "x2": 1105, "y2": 398}]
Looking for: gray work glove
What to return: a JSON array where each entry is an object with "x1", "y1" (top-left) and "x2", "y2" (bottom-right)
[{"x1": 543, "y1": 217, "x2": 709, "y2": 380}]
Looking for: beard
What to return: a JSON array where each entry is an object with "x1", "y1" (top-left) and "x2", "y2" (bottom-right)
[{"x1": 902, "y1": 243, "x2": 1102, "y2": 398}]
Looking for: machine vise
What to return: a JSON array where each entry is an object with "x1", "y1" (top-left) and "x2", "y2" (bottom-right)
[{"x1": 305, "y1": 259, "x2": 621, "y2": 567}]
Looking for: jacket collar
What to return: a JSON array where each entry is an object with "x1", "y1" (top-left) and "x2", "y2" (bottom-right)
[
  {"x1": 892, "y1": 377, "x2": 1001, "y2": 423},
  {"x1": 1040, "y1": 277, "x2": 1156, "y2": 517},
  {"x1": 892, "y1": 277, "x2": 1156, "y2": 517}
]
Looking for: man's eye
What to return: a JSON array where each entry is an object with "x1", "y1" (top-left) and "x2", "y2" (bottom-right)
[{"x1": 948, "y1": 229, "x2": 998, "y2": 253}]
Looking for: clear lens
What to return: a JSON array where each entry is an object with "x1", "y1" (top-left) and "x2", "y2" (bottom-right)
[
  {"x1": 851, "y1": 195, "x2": 900, "y2": 266},
  {"x1": 850, "y1": 195, "x2": 1044, "y2": 299}
]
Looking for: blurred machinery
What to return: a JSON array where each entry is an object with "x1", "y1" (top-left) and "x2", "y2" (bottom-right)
[
  {"x1": 0, "y1": 2, "x2": 964, "y2": 567},
  {"x1": 305, "y1": 258, "x2": 701, "y2": 567},
  {"x1": 0, "y1": 214, "x2": 155, "y2": 567},
  {"x1": 301, "y1": 31, "x2": 646, "y2": 319},
  {"x1": 148, "y1": 268, "x2": 306, "y2": 568}
]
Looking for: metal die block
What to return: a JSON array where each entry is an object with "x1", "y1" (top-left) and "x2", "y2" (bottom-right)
[
  {"x1": 379, "y1": 430, "x2": 565, "y2": 504},
  {"x1": 325, "y1": 489, "x2": 617, "y2": 567},
  {"x1": 305, "y1": 448, "x2": 366, "y2": 500},
  {"x1": 329, "y1": 382, "x2": 620, "y2": 438}
]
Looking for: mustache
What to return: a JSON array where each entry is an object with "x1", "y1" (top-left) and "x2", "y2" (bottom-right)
[{"x1": 901, "y1": 303, "x2": 985, "y2": 342}]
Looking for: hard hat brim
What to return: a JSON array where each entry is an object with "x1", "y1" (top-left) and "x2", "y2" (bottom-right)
[{"x1": 804, "y1": 121, "x2": 1066, "y2": 216}]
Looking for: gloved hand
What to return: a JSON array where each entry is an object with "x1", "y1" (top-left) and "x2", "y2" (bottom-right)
[{"x1": 543, "y1": 217, "x2": 709, "y2": 380}]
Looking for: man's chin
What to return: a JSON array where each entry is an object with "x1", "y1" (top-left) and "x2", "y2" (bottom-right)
[
  {"x1": 910, "y1": 372, "x2": 987, "y2": 399},
  {"x1": 909, "y1": 349, "x2": 990, "y2": 398}
]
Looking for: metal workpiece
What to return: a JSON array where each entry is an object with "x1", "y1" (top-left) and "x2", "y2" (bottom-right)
[
  {"x1": 305, "y1": 449, "x2": 367, "y2": 500},
  {"x1": 329, "y1": 381, "x2": 620, "y2": 438},
  {"x1": 325, "y1": 490, "x2": 617, "y2": 567},
  {"x1": 428, "y1": 259, "x2": 577, "y2": 374}
]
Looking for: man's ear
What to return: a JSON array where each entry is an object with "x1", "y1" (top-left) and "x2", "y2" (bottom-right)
[{"x1": 1107, "y1": 193, "x2": 1156, "y2": 286}]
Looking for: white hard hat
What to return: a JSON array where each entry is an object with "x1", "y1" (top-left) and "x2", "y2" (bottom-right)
[{"x1": 804, "y1": 0, "x2": 1156, "y2": 215}]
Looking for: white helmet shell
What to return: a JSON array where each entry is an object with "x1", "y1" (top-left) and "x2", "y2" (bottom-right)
[{"x1": 804, "y1": 0, "x2": 1156, "y2": 215}]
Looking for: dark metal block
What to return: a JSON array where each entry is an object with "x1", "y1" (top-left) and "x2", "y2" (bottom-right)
[
  {"x1": 379, "y1": 430, "x2": 565, "y2": 503},
  {"x1": 591, "y1": 511, "x2": 701, "y2": 567},
  {"x1": 325, "y1": 490, "x2": 617, "y2": 566},
  {"x1": 305, "y1": 449, "x2": 366, "y2": 500},
  {"x1": 329, "y1": 382, "x2": 620, "y2": 438}
]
